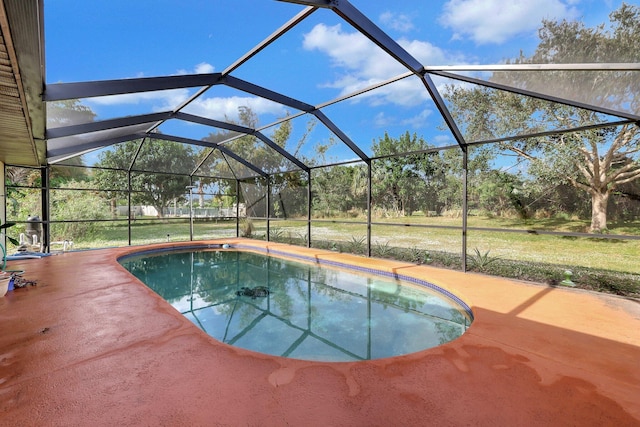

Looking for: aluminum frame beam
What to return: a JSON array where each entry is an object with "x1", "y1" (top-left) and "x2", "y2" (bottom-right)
[
  {"x1": 254, "y1": 131, "x2": 309, "y2": 171},
  {"x1": 314, "y1": 0, "x2": 423, "y2": 74},
  {"x1": 223, "y1": 6, "x2": 317, "y2": 76},
  {"x1": 424, "y1": 63, "x2": 640, "y2": 72},
  {"x1": 287, "y1": 0, "x2": 466, "y2": 151},
  {"x1": 45, "y1": 73, "x2": 223, "y2": 101},
  {"x1": 158, "y1": 134, "x2": 268, "y2": 178},
  {"x1": 47, "y1": 133, "x2": 146, "y2": 162},
  {"x1": 46, "y1": 112, "x2": 173, "y2": 139},
  {"x1": 428, "y1": 69, "x2": 640, "y2": 122},
  {"x1": 174, "y1": 112, "x2": 256, "y2": 134},
  {"x1": 312, "y1": 110, "x2": 369, "y2": 161},
  {"x1": 276, "y1": 0, "x2": 332, "y2": 7},
  {"x1": 420, "y1": 74, "x2": 467, "y2": 149},
  {"x1": 280, "y1": 0, "x2": 422, "y2": 73},
  {"x1": 223, "y1": 75, "x2": 315, "y2": 112},
  {"x1": 464, "y1": 119, "x2": 638, "y2": 148},
  {"x1": 175, "y1": 112, "x2": 309, "y2": 171},
  {"x1": 44, "y1": 108, "x2": 309, "y2": 172}
]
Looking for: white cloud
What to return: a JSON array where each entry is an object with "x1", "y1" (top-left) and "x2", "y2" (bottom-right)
[
  {"x1": 380, "y1": 11, "x2": 415, "y2": 33},
  {"x1": 433, "y1": 134, "x2": 454, "y2": 145},
  {"x1": 86, "y1": 62, "x2": 287, "y2": 124},
  {"x1": 183, "y1": 96, "x2": 286, "y2": 122},
  {"x1": 194, "y1": 62, "x2": 215, "y2": 74},
  {"x1": 176, "y1": 62, "x2": 215, "y2": 75},
  {"x1": 365, "y1": 77, "x2": 430, "y2": 108},
  {"x1": 302, "y1": 23, "x2": 463, "y2": 106},
  {"x1": 303, "y1": 23, "x2": 393, "y2": 74},
  {"x1": 372, "y1": 108, "x2": 432, "y2": 130},
  {"x1": 373, "y1": 111, "x2": 394, "y2": 127},
  {"x1": 87, "y1": 88, "x2": 190, "y2": 107},
  {"x1": 88, "y1": 63, "x2": 217, "y2": 107},
  {"x1": 401, "y1": 109, "x2": 432, "y2": 129},
  {"x1": 439, "y1": 0, "x2": 580, "y2": 44},
  {"x1": 399, "y1": 38, "x2": 456, "y2": 66}
]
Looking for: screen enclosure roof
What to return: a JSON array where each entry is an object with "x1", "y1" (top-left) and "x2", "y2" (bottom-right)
[{"x1": 0, "y1": 0, "x2": 638, "y2": 178}]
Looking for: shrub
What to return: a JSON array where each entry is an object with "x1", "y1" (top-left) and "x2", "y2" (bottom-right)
[
  {"x1": 240, "y1": 219, "x2": 254, "y2": 237},
  {"x1": 304, "y1": 239, "x2": 640, "y2": 298},
  {"x1": 269, "y1": 227, "x2": 284, "y2": 241},
  {"x1": 467, "y1": 248, "x2": 501, "y2": 272},
  {"x1": 372, "y1": 241, "x2": 395, "y2": 258},
  {"x1": 344, "y1": 235, "x2": 367, "y2": 255},
  {"x1": 475, "y1": 259, "x2": 639, "y2": 298},
  {"x1": 49, "y1": 181, "x2": 110, "y2": 241}
]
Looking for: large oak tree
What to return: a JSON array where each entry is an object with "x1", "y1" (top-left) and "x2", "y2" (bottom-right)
[{"x1": 444, "y1": 4, "x2": 640, "y2": 232}]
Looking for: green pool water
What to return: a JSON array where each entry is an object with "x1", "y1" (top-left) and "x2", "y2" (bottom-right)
[{"x1": 120, "y1": 248, "x2": 472, "y2": 362}]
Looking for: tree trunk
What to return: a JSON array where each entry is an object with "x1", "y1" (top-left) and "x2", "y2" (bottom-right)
[
  {"x1": 590, "y1": 191, "x2": 609, "y2": 232},
  {"x1": 110, "y1": 198, "x2": 117, "y2": 219},
  {"x1": 197, "y1": 182, "x2": 205, "y2": 208}
]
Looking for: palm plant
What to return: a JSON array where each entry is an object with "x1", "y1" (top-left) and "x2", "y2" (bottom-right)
[{"x1": 467, "y1": 248, "x2": 500, "y2": 272}]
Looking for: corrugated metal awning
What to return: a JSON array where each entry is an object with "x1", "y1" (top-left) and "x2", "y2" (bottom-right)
[{"x1": 0, "y1": 0, "x2": 45, "y2": 166}]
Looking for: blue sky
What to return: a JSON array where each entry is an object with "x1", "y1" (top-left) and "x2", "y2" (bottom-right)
[{"x1": 44, "y1": 0, "x2": 627, "y2": 166}]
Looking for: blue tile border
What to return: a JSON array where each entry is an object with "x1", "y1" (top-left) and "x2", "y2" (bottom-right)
[{"x1": 117, "y1": 243, "x2": 224, "y2": 261}]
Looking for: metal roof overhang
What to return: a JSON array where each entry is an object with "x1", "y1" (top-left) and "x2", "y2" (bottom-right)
[{"x1": 0, "y1": 0, "x2": 45, "y2": 166}]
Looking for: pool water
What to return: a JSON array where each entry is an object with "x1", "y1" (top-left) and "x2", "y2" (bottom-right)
[{"x1": 120, "y1": 249, "x2": 472, "y2": 362}]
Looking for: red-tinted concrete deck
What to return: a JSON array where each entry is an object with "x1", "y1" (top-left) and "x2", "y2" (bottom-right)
[{"x1": 1, "y1": 239, "x2": 639, "y2": 426}]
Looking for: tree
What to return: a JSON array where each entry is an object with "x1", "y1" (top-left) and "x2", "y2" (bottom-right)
[
  {"x1": 202, "y1": 106, "x2": 318, "y2": 219},
  {"x1": 371, "y1": 132, "x2": 442, "y2": 216},
  {"x1": 5, "y1": 100, "x2": 95, "y2": 211},
  {"x1": 46, "y1": 99, "x2": 96, "y2": 127},
  {"x1": 94, "y1": 138, "x2": 195, "y2": 217},
  {"x1": 312, "y1": 164, "x2": 364, "y2": 217},
  {"x1": 202, "y1": 107, "x2": 275, "y2": 218},
  {"x1": 6, "y1": 166, "x2": 41, "y2": 188},
  {"x1": 49, "y1": 181, "x2": 110, "y2": 241},
  {"x1": 444, "y1": 4, "x2": 640, "y2": 231}
]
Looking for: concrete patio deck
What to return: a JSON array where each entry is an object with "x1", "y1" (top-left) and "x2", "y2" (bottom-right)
[{"x1": 1, "y1": 239, "x2": 639, "y2": 426}]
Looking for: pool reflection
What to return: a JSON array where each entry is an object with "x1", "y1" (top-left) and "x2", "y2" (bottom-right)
[{"x1": 121, "y1": 250, "x2": 471, "y2": 361}]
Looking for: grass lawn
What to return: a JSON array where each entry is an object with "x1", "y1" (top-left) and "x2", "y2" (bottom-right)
[
  {"x1": 38, "y1": 215, "x2": 640, "y2": 275},
  {"x1": 273, "y1": 216, "x2": 640, "y2": 274}
]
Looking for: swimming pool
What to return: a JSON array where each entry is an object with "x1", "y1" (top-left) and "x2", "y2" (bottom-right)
[{"x1": 119, "y1": 245, "x2": 473, "y2": 361}]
